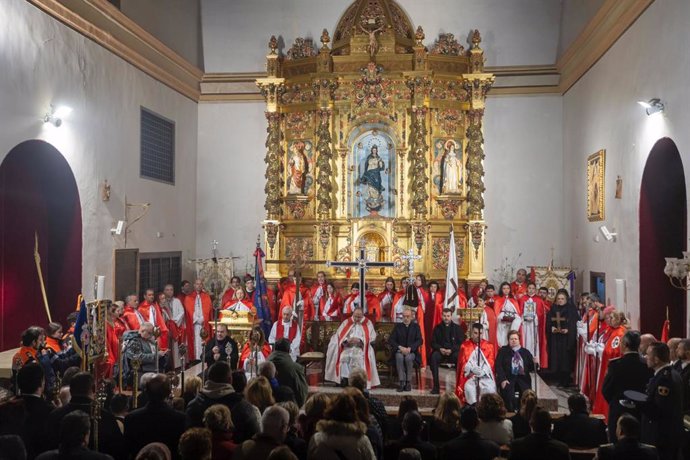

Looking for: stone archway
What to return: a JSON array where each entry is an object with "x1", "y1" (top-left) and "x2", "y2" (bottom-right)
[
  {"x1": 639, "y1": 137, "x2": 686, "y2": 337},
  {"x1": 0, "y1": 140, "x2": 82, "y2": 350}
]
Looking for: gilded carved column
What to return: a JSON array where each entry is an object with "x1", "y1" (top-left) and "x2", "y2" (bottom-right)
[
  {"x1": 315, "y1": 108, "x2": 334, "y2": 219},
  {"x1": 408, "y1": 106, "x2": 429, "y2": 219},
  {"x1": 465, "y1": 109, "x2": 485, "y2": 220},
  {"x1": 263, "y1": 112, "x2": 284, "y2": 219}
]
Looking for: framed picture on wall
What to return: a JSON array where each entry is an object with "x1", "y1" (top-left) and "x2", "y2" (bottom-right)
[{"x1": 587, "y1": 149, "x2": 606, "y2": 221}]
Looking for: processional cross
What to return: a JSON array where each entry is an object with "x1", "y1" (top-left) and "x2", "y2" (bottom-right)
[
  {"x1": 551, "y1": 311, "x2": 566, "y2": 333},
  {"x1": 326, "y1": 240, "x2": 398, "y2": 314},
  {"x1": 401, "y1": 248, "x2": 422, "y2": 284}
]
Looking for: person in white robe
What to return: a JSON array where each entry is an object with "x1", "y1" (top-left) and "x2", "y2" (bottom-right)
[
  {"x1": 495, "y1": 284, "x2": 522, "y2": 348},
  {"x1": 162, "y1": 284, "x2": 185, "y2": 368},
  {"x1": 268, "y1": 306, "x2": 301, "y2": 361},
  {"x1": 325, "y1": 308, "x2": 380, "y2": 388},
  {"x1": 520, "y1": 296, "x2": 539, "y2": 365}
]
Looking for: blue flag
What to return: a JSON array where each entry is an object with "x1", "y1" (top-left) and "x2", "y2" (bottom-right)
[
  {"x1": 253, "y1": 244, "x2": 273, "y2": 337},
  {"x1": 73, "y1": 296, "x2": 87, "y2": 349}
]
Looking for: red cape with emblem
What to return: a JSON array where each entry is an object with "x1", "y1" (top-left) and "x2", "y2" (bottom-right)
[{"x1": 455, "y1": 338, "x2": 495, "y2": 404}]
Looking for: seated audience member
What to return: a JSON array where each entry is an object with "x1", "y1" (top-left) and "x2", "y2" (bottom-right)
[
  {"x1": 508, "y1": 408, "x2": 570, "y2": 460},
  {"x1": 343, "y1": 388, "x2": 383, "y2": 460},
  {"x1": 0, "y1": 435, "x2": 27, "y2": 460},
  {"x1": 268, "y1": 338, "x2": 309, "y2": 407},
  {"x1": 297, "y1": 393, "x2": 331, "y2": 443},
  {"x1": 552, "y1": 393, "x2": 607, "y2": 448},
  {"x1": 596, "y1": 414, "x2": 659, "y2": 460},
  {"x1": 348, "y1": 368, "x2": 388, "y2": 441},
  {"x1": 495, "y1": 330, "x2": 535, "y2": 412},
  {"x1": 124, "y1": 374, "x2": 185, "y2": 457},
  {"x1": 171, "y1": 397, "x2": 185, "y2": 412},
  {"x1": 203, "y1": 404, "x2": 236, "y2": 460},
  {"x1": 389, "y1": 308, "x2": 423, "y2": 392},
  {"x1": 135, "y1": 442, "x2": 171, "y2": 460},
  {"x1": 58, "y1": 366, "x2": 81, "y2": 407},
  {"x1": 245, "y1": 376, "x2": 276, "y2": 414},
  {"x1": 0, "y1": 363, "x2": 53, "y2": 458},
  {"x1": 267, "y1": 446, "x2": 299, "y2": 460},
  {"x1": 260, "y1": 361, "x2": 280, "y2": 391},
  {"x1": 429, "y1": 392, "x2": 461, "y2": 444},
  {"x1": 508, "y1": 389, "x2": 537, "y2": 439},
  {"x1": 308, "y1": 393, "x2": 376, "y2": 460},
  {"x1": 185, "y1": 361, "x2": 260, "y2": 443},
  {"x1": 178, "y1": 428, "x2": 212, "y2": 460},
  {"x1": 45, "y1": 372, "x2": 124, "y2": 459},
  {"x1": 388, "y1": 397, "x2": 420, "y2": 442},
  {"x1": 110, "y1": 393, "x2": 129, "y2": 435},
  {"x1": 231, "y1": 370, "x2": 248, "y2": 393},
  {"x1": 277, "y1": 401, "x2": 307, "y2": 460},
  {"x1": 36, "y1": 410, "x2": 112, "y2": 460},
  {"x1": 397, "y1": 449, "x2": 421, "y2": 460},
  {"x1": 234, "y1": 406, "x2": 290, "y2": 460},
  {"x1": 182, "y1": 376, "x2": 202, "y2": 407},
  {"x1": 476, "y1": 393, "x2": 513, "y2": 446},
  {"x1": 440, "y1": 406, "x2": 501, "y2": 460},
  {"x1": 384, "y1": 411, "x2": 436, "y2": 460}
]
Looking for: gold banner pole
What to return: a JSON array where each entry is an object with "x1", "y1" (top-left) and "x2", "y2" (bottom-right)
[{"x1": 33, "y1": 232, "x2": 52, "y2": 323}]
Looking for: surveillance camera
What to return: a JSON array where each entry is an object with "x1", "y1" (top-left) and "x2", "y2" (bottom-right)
[
  {"x1": 599, "y1": 225, "x2": 617, "y2": 241},
  {"x1": 111, "y1": 220, "x2": 125, "y2": 236}
]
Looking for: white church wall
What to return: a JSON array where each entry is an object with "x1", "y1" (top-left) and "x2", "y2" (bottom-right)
[
  {"x1": 120, "y1": 0, "x2": 204, "y2": 69},
  {"x1": 562, "y1": 0, "x2": 690, "y2": 329},
  {"x1": 196, "y1": 96, "x2": 565, "y2": 280},
  {"x1": 0, "y1": 0, "x2": 199, "y2": 301},
  {"x1": 484, "y1": 95, "x2": 565, "y2": 284},
  {"x1": 201, "y1": 0, "x2": 561, "y2": 72},
  {"x1": 557, "y1": 0, "x2": 605, "y2": 57}
]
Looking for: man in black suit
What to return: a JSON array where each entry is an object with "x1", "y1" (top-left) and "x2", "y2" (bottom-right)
[
  {"x1": 552, "y1": 393, "x2": 607, "y2": 448},
  {"x1": 639, "y1": 342, "x2": 683, "y2": 460},
  {"x1": 508, "y1": 408, "x2": 570, "y2": 460},
  {"x1": 204, "y1": 323, "x2": 239, "y2": 370},
  {"x1": 0, "y1": 363, "x2": 54, "y2": 459},
  {"x1": 597, "y1": 414, "x2": 659, "y2": 460},
  {"x1": 674, "y1": 338, "x2": 690, "y2": 413},
  {"x1": 495, "y1": 330, "x2": 534, "y2": 411},
  {"x1": 430, "y1": 308, "x2": 463, "y2": 395},
  {"x1": 46, "y1": 372, "x2": 125, "y2": 460},
  {"x1": 124, "y1": 373, "x2": 185, "y2": 458},
  {"x1": 602, "y1": 330, "x2": 653, "y2": 442},
  {"x1": 384, "y1": 411, "x2": 437, "y2": 460},
  {"x1": 36, "y1": 411, "x2": 112, "y2": 460},
  {"x1": 440, "y1": 406, "x2": 500, "y2": 460},
  {"x1": 389, "y1": 307, "x2": 423, "y2": 392}
]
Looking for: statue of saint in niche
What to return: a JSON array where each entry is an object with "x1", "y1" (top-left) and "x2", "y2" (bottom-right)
[
  {"x1": 358, "y1": 144, "x2": 386, "y2": 213},
  {"x1": 288, "y1": 141, "x2": 308, "y2": 195},
  {"x1": 441, "y1": 139, "x2": 462, "y2": 194}
]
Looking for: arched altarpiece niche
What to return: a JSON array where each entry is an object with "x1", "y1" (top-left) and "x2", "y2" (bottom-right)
[{"x1": 257, "y1": 0, "x2": 494, "y2": 288}]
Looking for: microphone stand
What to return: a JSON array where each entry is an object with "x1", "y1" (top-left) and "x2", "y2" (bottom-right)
[{"x1": 179, "y1": 344, "x2": 187, "y2": 395}]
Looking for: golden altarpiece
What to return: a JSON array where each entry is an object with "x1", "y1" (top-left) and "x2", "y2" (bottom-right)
[{"x1": 257, "y1": 0, "x2": 494, "y2": 290}]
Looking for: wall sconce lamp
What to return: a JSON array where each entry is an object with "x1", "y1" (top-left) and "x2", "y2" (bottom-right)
[
  {"x1": 599, "y1": 225, "x2": 617, "y2": 242},
  {"x1": 43, "y1": 105, "x2": 73, "y2": 127},
  {"x1": 637, "y1": 98, "x2": 664, "y2": 116}
]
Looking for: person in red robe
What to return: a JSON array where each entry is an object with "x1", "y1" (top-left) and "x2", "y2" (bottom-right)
[
  {"x1": 121, "y1": 294, "x2": 141, "y2": 331},
  {"x1": 238, "y1": 326, "x2": 272, "y2": 380},
  {"x1": 591, "y1": 310, "x2": 626, "y2": 420},
  {"x1": 183, "y1": 279, "x2": 213, "y2": 362},
  {"x1": 429, "y1": 281, "x2": 446, "y2": 329},
  {"x1": 377, "y1": 277, "x2": 397, "y2": 320},
  {"x1": 455, "y1": 322, "x2": 496, "y2": 404},
  {"x1": 479, "y1": 297, "x2": 498, "y2": 356},
  {"x1": 484, "y1": 284, "x2": 496, "y2": 310},
  {"x1": 220, "y1": 276, "x2": 242, "y2": 306},
  {"x1": 470, "y1": 279, "x2": 488, "y2": 308},
  {"x1": 391, "y1": 278, "x2": 411, "y2": 322},
  {"x1": 510, "y1": 268, "x2": 529, "y2": 300},
  {"x1": 280, "y1": 272, "x2": 313, "y2": 321},
  {"x1": 104, "y1": 301, "x2": 128, "y2": 379},
  {"x1": 413, "y1": 275, "x2": 430, "y2": 367},
  {"x1": 138, "y1": 289, "x2": 169, "y2": 351},
  {"x1": 309, "y1": 271, "x2": 328, "y2": 321},
  {"x1": 320, "y1": 282, "x2": 343, "y2": 321},
  {"x1": 343, "y1": 283, "x2": 381, "y2": 322},
  {"x1": 223, "y1": 287, "x2": 257, "y2": 316},
  {"x1": 177, "y1": 280, "x2": 192, "y2": 305},
  {"x1": 580, "y1": 302, "x2": 606, "y2": 400},
  {"x1": 519, "y1": 283, "x2": 548, "y2": 369},
  {"x1": 493, "y1": 282, "x2": 522, "y2": 349},
  {"x1": 538, "y1": 286, "x2": 552, "y2": 308}
]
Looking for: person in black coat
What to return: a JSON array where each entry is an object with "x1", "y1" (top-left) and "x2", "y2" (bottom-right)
[
  {"x1": 389, "y1": 308, "x2": 423, "y2": 392},
  {"x1": 36, "y1": 411, "x2": 112, "y2": 460},
  {"x1": 429, "y1": 308, "x2": 463, "y2": 394},
  {"x1": 546, "y1": 289, "x2": 578, "y2": 387},
  {"x1": 495, "y1": 330, "x2": 534, "y2": 412},
  {"x1": 674, "y1": 338, "x2": 690, "y2": 414},
  {"x1": 124, "y1": 374, "x2": 185, "y2": 459},
  {"x1": 204, "y1": 323, "x2": 239, "y2": 370},
  {"x1": 384, "y1": 411, "x2": 436, "y2": 460},
  {"x1": 0, "y1": 363, "x2": 54, "y2": 459},
  {"x1": 602, "y1": 330, "x2": 653, "y2": 442},
  {"x1": 638, "y1": 342, "x2": 683, "y2": 460},
  {"x1": 45, "y1": 373, "x2": 125, "y2": 460},
  {"x1": 440, "y1": 406, "x2": 500, "y2": 460},
  {"x1": 597, "y1": 414, "x2": 659, "y2": 460},
  {"x1": 508, "y1": 409, "x2": 569, "y2": 460},
  {"x1": 552, "y1": 393, "x2": 607, "y2": 448},
  {"x1": 185, "y1": 361, "x2": 260, "y2": 443}
]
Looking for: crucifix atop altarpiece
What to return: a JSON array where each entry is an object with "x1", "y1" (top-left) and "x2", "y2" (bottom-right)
[{"x1": 326, "y1": 240, "x2": 398, "y2": 314}]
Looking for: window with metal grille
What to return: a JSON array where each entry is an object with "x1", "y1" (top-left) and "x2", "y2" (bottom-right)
[
  {"x1": 140, "y1": 107, "x2": 175, "y2": 184},
  {"x1": 138, "y1": 252, "x2": 182, "y2": 295}
]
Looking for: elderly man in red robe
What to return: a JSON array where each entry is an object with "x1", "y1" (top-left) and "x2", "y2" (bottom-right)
[
  {"x1": 511, "y1": 268, "x2": 529, "y2": 300},
  {"x1": 268, "y1": 306, "x2": 301, "y2": 360},
  {"x1": 184, "y1": 279, "x2": 213, "y2": 362},
  {"x1": 325, "y1": 307, "x2": 380, "y2": 388},
  {"x1": 456, "y1": 322, "x2": 496, "y2": 404},
  {"x1": 125, "y1": 289, "x2": 169, "y2": 352}
]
